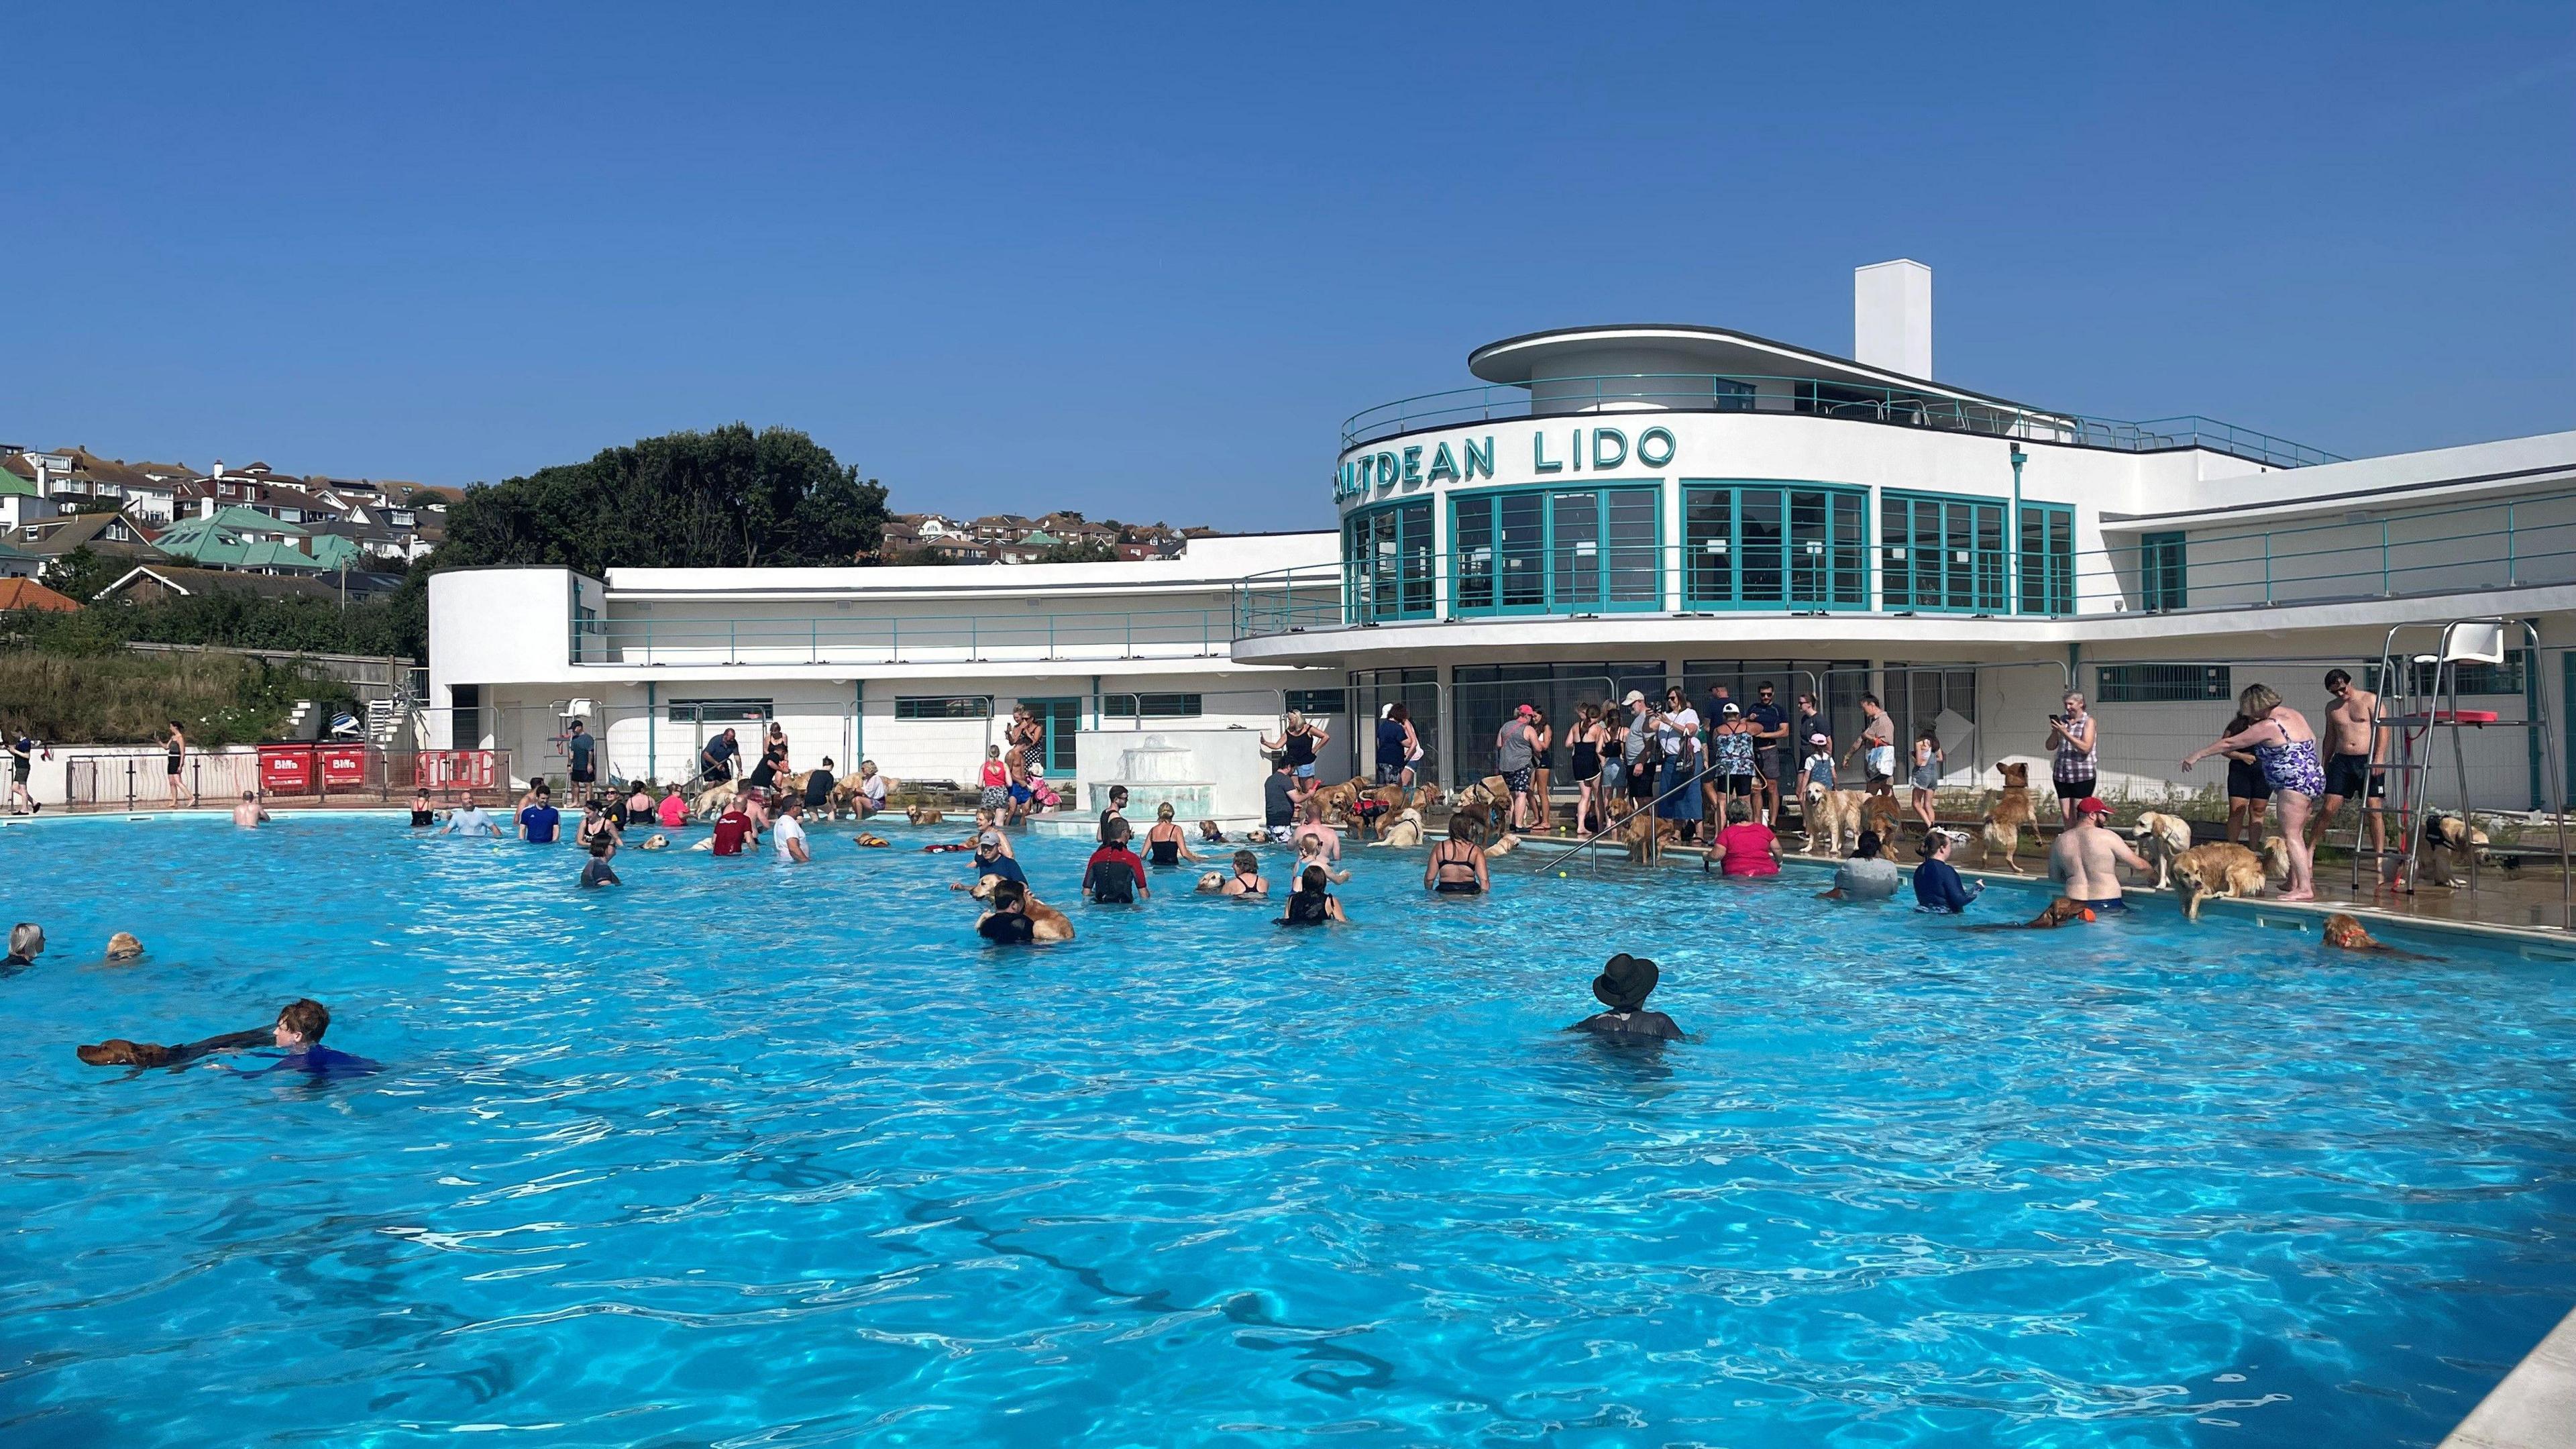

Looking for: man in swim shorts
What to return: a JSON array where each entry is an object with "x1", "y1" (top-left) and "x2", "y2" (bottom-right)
[
  {"x1": 2315, "y1": 668, "x2": 2387, "y2": 854},
  {"x1": 2049, "y1": 796, "x2": 2147, "y2": 913}
]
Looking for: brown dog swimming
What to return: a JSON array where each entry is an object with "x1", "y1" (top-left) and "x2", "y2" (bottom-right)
[
  {"x1": 1966, "y1": 896, "x2": 2096, "y2": 930},
  {"x1": 76, "y1": 1027, "x2": 270, "y2": 1069},
  {"x1": 2322, "y1": 912, "x2": 2431, "y2": 959}
]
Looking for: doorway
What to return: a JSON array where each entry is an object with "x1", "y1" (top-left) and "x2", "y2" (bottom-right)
[{"x1": 1021, "y1": 698, "x2": 1083, "y2": 773}]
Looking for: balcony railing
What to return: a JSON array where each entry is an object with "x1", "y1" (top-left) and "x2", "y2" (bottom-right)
[
  {"x1": 1235, "y1": 488, "x2": 2576, "y2": 637},
  {"x1": 572, "y1": 606, "x2": 1248, "y2": 667},
  {"x1": 1338, "y1": 372, "x2": 2342, "y2": 469}
]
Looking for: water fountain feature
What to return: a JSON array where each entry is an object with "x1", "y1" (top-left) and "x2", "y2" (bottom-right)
[{"x1": 1086, "y1": 733, "x2": 1214, "y2": 818}]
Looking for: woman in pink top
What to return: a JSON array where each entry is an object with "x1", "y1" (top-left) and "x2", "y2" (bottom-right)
[
  {"x1": 1712, "y1": 799, "x2": 1781, "y2": 877},
  {"x1": 655, "y1": 787, "x2": 690, "y2": 828}
]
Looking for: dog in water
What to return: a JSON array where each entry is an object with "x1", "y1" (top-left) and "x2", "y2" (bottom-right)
[
  {"x1": 2131, "y1": 811, "x2": 2194, "y2": 891},
  {"x1": 2321, "y1": 912, "x2": 2430, "y2": 958},
  {"x1": 968, "y1": 874, "x2": 1075, "y2": 941},
  {"x1": 76, "y1": 1026, "x2": 270, "y2": 1069},
  {"x1": 1619, "y1": 811, "x2": 1674, "y2": 865},
  {"x1": 1980, "y1": 762, "x2": 2037, "y2": 873},
  {"x1": 1966, "y1": 896, "x2": 2096, "y2": 930},
  {"x1": 854, "y1": 833, "x2": 890, "y2": 848},
  {"x1": 906, "y1": 805, "x2": 947, "y2": 826},
  {"x1": 2169, "y1": 842, "x2": 2268, "y2": 922}
]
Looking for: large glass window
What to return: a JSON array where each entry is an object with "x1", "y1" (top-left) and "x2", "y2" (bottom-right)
[
  {"x1": 1681, "y1": 483, "x2": 1868, "y2": 609},
  {"x1": 1451, "y1": 486, "x2": 1661, "y2": 615},
  {"x1": 1341, "y1": 501, "x2": 1433, "y2": 623},
  {"x1": 2019, "y1": 503, "x2": 2075, "y2": 615},
  {"x1": 1883, "y1": 493, "x2": 2006, "y2": 612},
  {"x1": 2140, "y1": 531, "x2": 2187, "y2": 611}
]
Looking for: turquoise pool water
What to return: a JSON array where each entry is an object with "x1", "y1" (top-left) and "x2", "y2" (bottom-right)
[{"x1": 2, "y1": 814, "x2": 2573, "y2": 1447}]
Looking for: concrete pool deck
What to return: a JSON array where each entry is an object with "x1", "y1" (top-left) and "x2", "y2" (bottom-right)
[{"x1": 2440, "y1": 1305, "x2": 2576, "y2": 1449}]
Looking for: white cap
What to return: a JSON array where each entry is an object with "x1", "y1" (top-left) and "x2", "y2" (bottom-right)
[{"x1": 1622, "y1": 690, "x2": 1646, "y2": 705}]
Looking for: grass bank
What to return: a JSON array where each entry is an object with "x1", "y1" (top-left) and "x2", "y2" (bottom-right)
[{"x1": 0, "y1": 649, "x2": 355, "y2": 746}]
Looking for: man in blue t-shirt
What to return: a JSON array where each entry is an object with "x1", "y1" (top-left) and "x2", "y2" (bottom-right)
[
  {"x1": 566, "y1": 721, "x2": 598, "y2": 788},
  {"x1": 956, "y1": 830, "x2": 1024, "y2": 888},
  {"x1": 518, "y1": 786, "x2": 561, "y2": 843}
]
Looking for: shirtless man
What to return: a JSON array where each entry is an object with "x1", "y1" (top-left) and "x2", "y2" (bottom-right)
[
  {"x1": 1291, "y1": 797, "x2": 1341, "y2": 863},
  {"x1": 2048, "y1": 796, "x2": 2147, "y2": 914},
  {"x1": 2313, "y1": 669, "x2": 2386, "y2": 854},
  {"x1": 232, "y1": 790, "x2": 271, "y2": 828}
]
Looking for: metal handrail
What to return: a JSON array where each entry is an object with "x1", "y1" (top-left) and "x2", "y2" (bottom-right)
[
  {"x1": 1528, "y1": 751, "x2": 1713, "y2": 874},
  {"x1": 1338, "y1": 372, "x2": 2341, "y2": 468}
]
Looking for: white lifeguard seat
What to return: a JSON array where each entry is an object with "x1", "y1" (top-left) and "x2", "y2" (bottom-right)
[{"x1": 2440, "y1": 622, "x2": 2508, "y2": 667}]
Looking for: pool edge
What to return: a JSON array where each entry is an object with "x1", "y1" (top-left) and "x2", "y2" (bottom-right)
[{"x1": 2441, "y1": 1303, "x2": 2576, "y2": 1449}]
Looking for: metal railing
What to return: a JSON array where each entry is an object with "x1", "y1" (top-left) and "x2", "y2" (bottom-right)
[
  {"x1": 61, "y1": 748, "x2": 513, "y2": 812},
  {"x1": 573, "y1": 606, "x2": 1258, "y2": 667},
  {"x1": 1338, "y1": 372, "x2": 2341, "y2": 468},
  {"x1": 1236, "y1": 486, "x2": 2576, "y2": 637}
]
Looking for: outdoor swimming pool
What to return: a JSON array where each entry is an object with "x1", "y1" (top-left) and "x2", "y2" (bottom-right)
[{"x1": 1, "y1": 814, "x2": 2572, "y2": 1447}]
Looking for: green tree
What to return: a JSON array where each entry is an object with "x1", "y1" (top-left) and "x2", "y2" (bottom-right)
[
  {"x1": 439, "y1": 425, "x2": 886, "y2": 574},
  {"x1": 38, "y1": 545, "x2": 120, "y2": 602}
]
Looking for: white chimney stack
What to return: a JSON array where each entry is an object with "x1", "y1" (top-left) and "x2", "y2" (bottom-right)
[{"x1": 1854, "y1": 259, "x2": 1933, "y2": 378}]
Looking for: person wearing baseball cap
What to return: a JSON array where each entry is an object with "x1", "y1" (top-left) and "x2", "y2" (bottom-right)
[
  {"x1": 950, "y1": 828, "x2": 1026, "y2": 890},
  {"x1": 2048, "y1": 796, "x2": 2146, "y2": 914}
]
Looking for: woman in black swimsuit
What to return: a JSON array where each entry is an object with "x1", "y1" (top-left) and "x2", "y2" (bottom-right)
[
  {"x1": 1424, "y1": 824, "x2": 1490, "y2": 895},
  {"x1": 1199, "y1": 849, "x2": 1268, "y2": 896},
  {"x1": 1568, "y1": 702, "x2": 1607, "y2": 837},
  {"x1": 408, "y1": 788, "x2": 437, "y2": 828},
  {"x1": 164, "y1": 722, "x2": 186, "y2": 806},
  {"x1": 1145, "y1": 802, "x2": 1199, "y2": 866}
]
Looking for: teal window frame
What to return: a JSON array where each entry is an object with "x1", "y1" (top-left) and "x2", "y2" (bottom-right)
[
  {"x1": 2140, "y1": 531, "x2": 2187, "y2": 611},
  {"x1": 1680, "y1": 481, "x2": 1870, "y2": 610},
  {"x1": 1341, "y1": 500, "x2": 1434, "y2": 623},
  {"x1": 1449, "y1": 483, "x2": 1662, "y2": 616},
  {"x1": 1882, "y1": 491, "x2": 2006, "y2": 613},
  {"x1": 2019, "y1": 503, "x2": 2076, "y2": 615}
]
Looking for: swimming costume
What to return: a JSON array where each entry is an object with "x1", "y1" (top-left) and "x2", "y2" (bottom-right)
[
  {"x1": 1281, "y1": 889, "x2": 1329, "y2": 924},
  {"x1": 1434, "y1": 879, "x2": 1483, "y2": 894},
  {"x1": 2255, "y1": 737, "x2": 2326, "y2": 800},
  {"x1": 2226, "y1": 755, "x2": 2272, "y2": 802},
  {"x1": 1148, "y1": 838, "x2": 1179, "y2": 866},
  {"x1": 2324, "y1": 753, "x2": 2386, "y2": 800},
  {"x1": 2080, "y1": 896, "x2": 2128, "y2": 914},
  {"x1": 1569, "y1": 741, "x2": 1599, "y2": 783},
  {"x1": 980, "y1": 786, "x2": 1010, "y2": 810}
]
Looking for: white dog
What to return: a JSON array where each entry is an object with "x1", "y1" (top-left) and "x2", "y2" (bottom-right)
[{"x1": 2131, "y1": 810, "x2": 2194, "y2": 890}]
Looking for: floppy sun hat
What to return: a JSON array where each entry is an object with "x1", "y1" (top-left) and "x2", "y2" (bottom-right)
[{"x1": 1592, "y1": 953, "x2": 1660, "y2": 1012}]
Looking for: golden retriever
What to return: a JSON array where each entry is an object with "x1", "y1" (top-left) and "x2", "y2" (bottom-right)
[
  {"x1": 968, "y1": 875, "x2": 1075, "y2": 942},
  {"x1": 690, "y1": 778, "x2": 739, "y2": 820},
  {"x1": 1801, "y1": 779, "x2": 1864, "y2": 857},
  {"x1": 2131, "y1": 811, "x2": 2194, "y2": 890},
  {"x1": 2171, "y1": 842, "x2": 2268, "y2": 922},
  {"x1": 1980, "y1": 761, "x2": 2037, "y2": 873},
  {"x1": 2415, "y1": 812, "x2": 2491, "y2": 888},
  {"x1": 1370, "y1": 808, "x2": 1425, "y2": 848},
  {"x1": 906, "y1": 805, "x2": 947, "y2": 826}
]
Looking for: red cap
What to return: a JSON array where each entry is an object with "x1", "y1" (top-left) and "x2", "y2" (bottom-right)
[{"x1": 2077, "y1": 796, "x2": 2111, "y2": 817}]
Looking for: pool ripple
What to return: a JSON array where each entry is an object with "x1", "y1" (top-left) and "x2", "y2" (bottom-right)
[{"x1": 1, "y1": 818, "x2": 2573, "y2": 1445}]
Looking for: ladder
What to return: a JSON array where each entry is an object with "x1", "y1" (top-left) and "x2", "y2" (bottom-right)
[{"x1": 2355, "y1": 618, "x2": 2573, "y2": 928}]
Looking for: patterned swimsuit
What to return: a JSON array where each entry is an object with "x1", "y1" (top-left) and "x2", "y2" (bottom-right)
[{"x1": 2254, "y1": 737, "x2": 2326, "y2": 800}]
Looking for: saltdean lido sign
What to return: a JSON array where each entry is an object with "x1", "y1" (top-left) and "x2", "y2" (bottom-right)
[{"x1": 1334, "y1": 425, "x2": 1678, "y2": 502}]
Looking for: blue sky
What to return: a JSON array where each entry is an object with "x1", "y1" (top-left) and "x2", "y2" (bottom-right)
[{"x1": 4, "y1": 3, "x2": 2568, "y2": 531}]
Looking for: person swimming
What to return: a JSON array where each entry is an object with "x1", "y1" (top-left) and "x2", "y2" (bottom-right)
[
  {"x1": 204, "y1": 999, "x2": 380, "y2": 1079},
  {"x1": 1564, "y1": 953, "x2": 1683, "y2": 1042}
]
